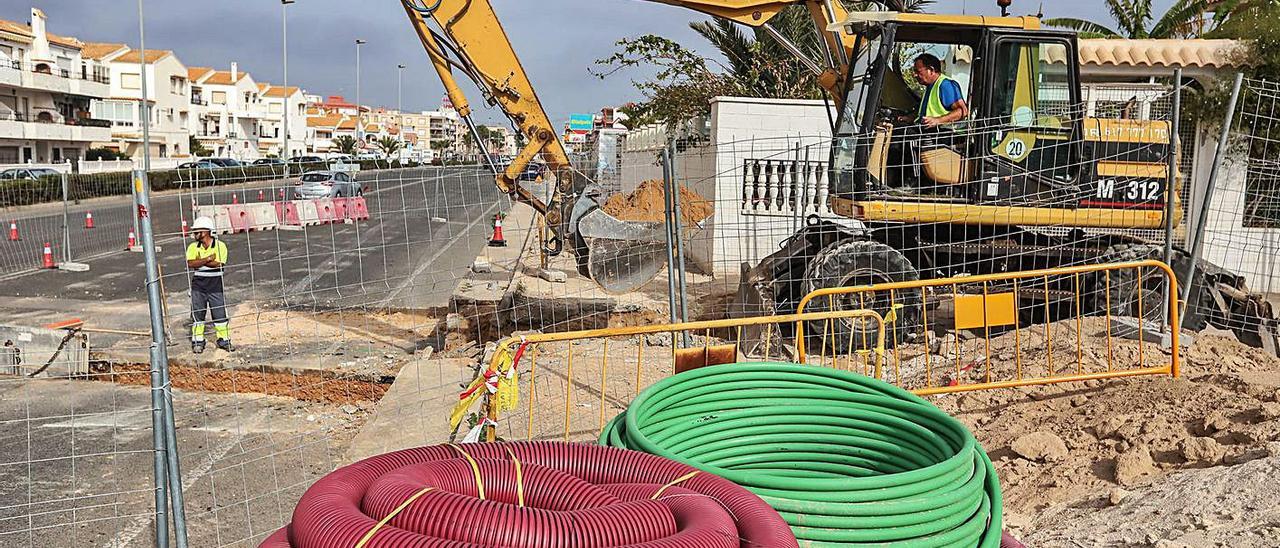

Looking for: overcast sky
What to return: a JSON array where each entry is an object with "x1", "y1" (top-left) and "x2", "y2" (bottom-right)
[{"x1": 20, "y1": 1, "x2": 1178, "y2": 125}]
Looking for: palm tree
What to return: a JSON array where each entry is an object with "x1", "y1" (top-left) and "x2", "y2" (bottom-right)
[
  {"x1": 333, "y1": 135, "x2": 358, "y2": 156},
  {"x1": 1044, "y1": 0, "x2": 1221, "y2": 39},
  {"x1": 689, "y1": 1, "x2": 934, "y2": 99},
  {"x1": 375, "y1": 136, "x2": 403, "y2": 158}
]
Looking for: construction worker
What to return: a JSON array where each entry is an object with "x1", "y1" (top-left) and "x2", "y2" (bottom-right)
[
  {"x1": 186, "y1": 217, "x2": 232, "y2": 353},
  {"x1": 911, "y1": 53, "x2": 969, "y2": 127}
]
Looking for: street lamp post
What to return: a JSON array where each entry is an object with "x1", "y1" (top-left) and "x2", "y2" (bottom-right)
[
  {"x1": 397, "y1": 63, "x2": 405, "y2": 157},
  {"x1": 355, "y1": 39, "x2": 366, "y2": 148},
  {"x1": 282, "y1": 0, "x2": 294, "y2": 175}
]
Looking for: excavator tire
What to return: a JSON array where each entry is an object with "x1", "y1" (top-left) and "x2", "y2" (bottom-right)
[
  {"x1": 802, "y1": 239, "x2": 922, "y2": 353},
  {"x1": 1092, "y1": 243, "x2": 1207, "y2": 331}
]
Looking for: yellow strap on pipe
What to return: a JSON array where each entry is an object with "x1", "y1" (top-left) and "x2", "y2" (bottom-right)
[
  {"x1": 449, "y1": 444, "x2": 486, "y2": 500},
  {"x1": 651, "y1": 471, "x2": 700, "y2": 500},
  {"x1": 503, "y1": 446, "x2": 525, "y2": 507},
  {"x1": 353, "y1": 486, "x2": 435, "y2": 548}
]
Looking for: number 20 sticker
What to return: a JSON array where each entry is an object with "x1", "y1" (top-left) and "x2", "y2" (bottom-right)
[{"x1": 1004, "y1": 138, "x2": 1027, "y2": 159}]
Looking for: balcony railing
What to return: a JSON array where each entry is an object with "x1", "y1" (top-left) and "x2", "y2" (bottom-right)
[
  {"x1": 1, "y1": 59, "x2": 111, "y2": 84},
  {"x1": 0, "y1": 108, "x2": 111, "y2": 128}
]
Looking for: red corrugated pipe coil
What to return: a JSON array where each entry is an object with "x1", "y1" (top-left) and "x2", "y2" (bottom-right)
[{"x1": 261, "y1": 441, "x2": 797, "y2": 547}]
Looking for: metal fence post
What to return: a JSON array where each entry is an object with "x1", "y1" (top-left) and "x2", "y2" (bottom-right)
[
  {"x1": 660, "y1": 149, "x2": 679, "y2": 327},
  {"x1": 133, "y1": 170, "x2": 170, "y2": 548},
  {"x1": 60, "y1": 171, "x2": 70, "y2": 264},
  {"x1": 1182, "y1": 73, "x2": 1244, "y2": 318},
  {"x1": 132, "y1": 170, "x2": 190, "y2": 547},
  {"x1": 1161, "y1": 68, "x2": 1182, "y2": 334},
  {"x1": 666, "y1": 140, "x2": 690, "y2": 347}
]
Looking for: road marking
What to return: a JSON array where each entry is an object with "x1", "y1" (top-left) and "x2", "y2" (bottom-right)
[
  {"x1": 107, "y1": 413, "x2": 257, "y2": 548},
  {"x1": 378, "y1": 202, "x2": 499, "y2": 307}
]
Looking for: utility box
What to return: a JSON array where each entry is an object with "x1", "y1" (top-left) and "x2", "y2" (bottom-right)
[{"x1": 0, "y1": 324, "x2": 90, "y2": 378}]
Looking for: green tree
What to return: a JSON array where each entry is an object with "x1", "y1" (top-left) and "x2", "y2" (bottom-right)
[
  {"x1": 593, "y1": 1, "x2": 931, "y2": 126},
  {"x1": 1043, "y1": 0, "x2": 1229, "y2": 38},
  {"x1": 333, "y1": 135, "x2": 358, "y2": 156},
  {"x1": 188, "y1": 135, "x2": 210, "y2": 157},
  {"x1": 375, "y1": 135, "x2": 403, "y2": 158}
]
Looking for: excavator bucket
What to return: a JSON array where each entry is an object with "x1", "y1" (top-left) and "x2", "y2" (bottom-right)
[{"x1": 576, "y1": 207, "x2": 673, "y2": 294}]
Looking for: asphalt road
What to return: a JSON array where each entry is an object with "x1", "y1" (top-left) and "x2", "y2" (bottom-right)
[
  {"x1": 0, "y1": 166, "x2": 507, "y2": 333},
  {"x1": 0, "y1": 377, "x2": 359, "y2": 548}
]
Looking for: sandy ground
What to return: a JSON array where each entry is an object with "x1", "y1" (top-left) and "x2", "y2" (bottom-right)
[{"x1": 930, "y1": 329, "x2": 1280, "y2": 546}]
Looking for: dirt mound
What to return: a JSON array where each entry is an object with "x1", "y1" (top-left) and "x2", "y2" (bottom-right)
[
  {"x1": 601, "y1": 179, "x2": 714, "y2": 224},
  {"x1": 932, "y1": 331, "x2": 1280, "y2": 543}
]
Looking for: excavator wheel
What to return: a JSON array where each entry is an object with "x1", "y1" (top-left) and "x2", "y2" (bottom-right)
[
  {"x1": 802, "y1": 239, "x2": 922, "y2": 354},
  {"x1": 1092, "y1": 243, "x2": 1207, "y2": 331}
]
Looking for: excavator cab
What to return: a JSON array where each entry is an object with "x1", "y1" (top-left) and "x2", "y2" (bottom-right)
[{"x1": 830, "y1": 15, "x2": 1105, "y2": 212}]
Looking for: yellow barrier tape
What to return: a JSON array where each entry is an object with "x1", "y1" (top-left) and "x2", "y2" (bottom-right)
[
  {"x1": 353, "y1": 486, "x2": 435, "y2": 548},
  {"x1": 651, "y1": 471, "x2": 700, "y2": 500},
  {"x1": 449, "y1": 345, "x2": 520, "y2": 429},
  {"x1": 449, "y1": 444, "x2": 486, "y2": 500}
]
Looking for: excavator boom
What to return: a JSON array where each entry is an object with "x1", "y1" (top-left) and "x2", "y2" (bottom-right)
[{"x1": 400, "y1": 0, "x2": 855, "y2": 291}]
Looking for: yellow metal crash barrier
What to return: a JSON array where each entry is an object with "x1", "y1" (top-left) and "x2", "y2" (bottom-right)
[
  {"x1": 796, "y1": 260, "x2": 1181, "y2": 396},
  {"x1": 468, "y1": 309, "x2": 885, "y2": 442}
]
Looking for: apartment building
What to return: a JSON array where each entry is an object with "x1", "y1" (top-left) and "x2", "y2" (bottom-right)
[
  {"x1": 83, "y1": 42, "x2": 191, "y2": 159},
  {"x1": 257, "y1": 83, "x2": 305, "y2": 158},
  {"x1": 189, "y1": 62, "x2": 261, "y2": 160},
  {"x1": 0, "y1": 8, "x2": 110, "y2": 164}
]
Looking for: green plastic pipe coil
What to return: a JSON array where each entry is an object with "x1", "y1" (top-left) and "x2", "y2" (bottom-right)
[{"x1": 600, "y1": 362, "x2": 1002, "y2": 547}]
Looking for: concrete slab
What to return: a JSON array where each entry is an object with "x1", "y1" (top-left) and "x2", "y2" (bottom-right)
[{"x1": 344, "y1": 356, "x2": 475, "y2": 463}]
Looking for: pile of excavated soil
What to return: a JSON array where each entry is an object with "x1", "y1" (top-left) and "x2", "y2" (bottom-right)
[
  {"x1": 930, "y1": 329, "x2": 1280, "y2": 545},
  {"x1": 601, "y1": 179, "x2": 714, "y2": 224}
]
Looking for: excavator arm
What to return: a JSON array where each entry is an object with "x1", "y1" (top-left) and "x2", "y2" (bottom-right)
[{"x1": 400, "y1": 0, "x2": 855, "y2": 288}]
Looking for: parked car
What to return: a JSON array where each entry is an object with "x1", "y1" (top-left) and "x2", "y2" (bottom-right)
[
  {"x1": 0, "y1": 167, "x2": 60, "y2": 181},
  {"x1": 328, "y1": 154, "x2": 355, "y2": 164},
  {"x1": 206, "y1": 158, "x2": 243, "y2": 168},
  {"x1": 516, "y1": 162, "x2": 545, "y2": 182},
  {"x1": 293, "y1": 170, "x2": 363, "y2": 199},
  {"x1": 177, "y1": 160, "x2": 220, "y2": 169},
  {"x1": 252, "y1": 158, "x2": 285, "y2": 166},
  {"x1": 289, "y1": 155, "x2": 325, "y2": 164}
]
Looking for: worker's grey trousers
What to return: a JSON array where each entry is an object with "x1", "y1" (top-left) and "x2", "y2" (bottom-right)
[{"x1": 190, "y1": 276, "x2": 228, "y2": 342}]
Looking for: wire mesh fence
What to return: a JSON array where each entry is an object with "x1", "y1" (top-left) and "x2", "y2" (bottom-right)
[{"x1": 3, "y1": 72, "x2": 1280, "y2": 547}]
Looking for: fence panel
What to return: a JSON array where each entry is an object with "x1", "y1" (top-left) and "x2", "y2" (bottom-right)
[{"x1": 796, "y1": 260, "x2": 1181, "y2": 395}]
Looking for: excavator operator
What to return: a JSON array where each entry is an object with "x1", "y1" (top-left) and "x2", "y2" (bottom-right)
[{"x1": 911, "y1": 53, "x2": 969, "y2": 127}]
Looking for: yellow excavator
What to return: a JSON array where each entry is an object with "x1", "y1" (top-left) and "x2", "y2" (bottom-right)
[{"x1": 400, "y1": 0, "x2": 1279, "y2": 353}]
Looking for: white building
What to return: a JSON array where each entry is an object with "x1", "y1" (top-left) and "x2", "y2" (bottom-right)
[
  {"x1": 0, "y1": 8, "x2": 111, "y2": 164},
  {"x1": 188, "y1": 63, "x2": 261, "y2": 160},
  {"x1": 83, "y1": 42, "x2": 191, "y2": 160},
  {"x1": 257, "y1": 83, "x2": 305, "y2": 158}
]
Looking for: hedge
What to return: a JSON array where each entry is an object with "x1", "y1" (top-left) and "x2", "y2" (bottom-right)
[{"x1": 0, "y1": 161, "x2": 440, "y2": 208}]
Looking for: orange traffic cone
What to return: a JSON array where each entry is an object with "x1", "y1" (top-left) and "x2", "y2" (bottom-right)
[
  {"x1": 488, "y1": 213, "x2": 507, "y2": 247},
  {"x1": 84, "y1": 211, "x2": 95, "y2": 229},
  {"x1": 42, "y1": 242, "x2": 55, "y2": 269},
  {"x1": 7, "y1": 221, "x2": 17, "y2": 241},
  {"x1": 127, "y1": 231, "x2": 137, "y2": 249}
]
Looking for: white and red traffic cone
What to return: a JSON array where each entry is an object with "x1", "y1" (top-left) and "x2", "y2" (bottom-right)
[
  {"x1": 278, "y1": 189, "x2": 286, "y2": 200},
  {"x1": 181, "y1": 219, "x2": 189, "y2": 237},
  {"x1": 231, "y1": 193, "x2": 239, "y2": 205},
  {"x1": 41, "y1": 242, "x2": 55, "y2": 269},
  {"x1": 488, "y1": 212, "x2": 507, "y2": 247},
  {"x1": 127, "y1": 230, "x2": 137, "y2": 249},
  {"x1": 84, "y1": 211, "x2": 94, "y2": 229},
  {"x1": 258, "y1": 189, "x2": 265, "y2": 201},
  {"x1": 7, "y1": 221, "x2": 18, "y2": 241}
]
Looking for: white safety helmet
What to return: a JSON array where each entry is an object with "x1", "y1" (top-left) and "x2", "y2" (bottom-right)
[{"x1": 191, "y1": 216, "x2": 216, "y2": 233}]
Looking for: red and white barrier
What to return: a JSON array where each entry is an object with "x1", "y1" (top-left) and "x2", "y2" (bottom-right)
[
  {"x1": 245, "y1": 203, "x2": 279, "y2": 231},
  {"x1": 226, "y1": 205, "x2": 255, "y2": 233},
  {"x1": 313, "y1": 198, "x2": 337, "y2": 224},
  {"x1": 274, "y1": 201, "x2": 302, "y2": 227},
  {"x1": 348, "y1": 197, "x2": 370, "y2": 220}
]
